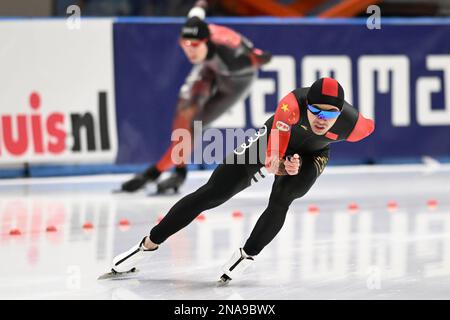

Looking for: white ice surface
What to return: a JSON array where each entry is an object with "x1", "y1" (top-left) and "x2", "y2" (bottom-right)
[{"x1": 0, "y1": 164, "x2": 449, "y2": 300}]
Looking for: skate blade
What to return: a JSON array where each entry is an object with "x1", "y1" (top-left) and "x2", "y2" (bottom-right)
[
  {"x1": 216, "y1": 274, "x2": 231, "y2": 286},
  {"x1": 156, "y1": 186, "x2": 179, "y2": 195},
  {"x1": 150, "y1": 188, "x2": 178, "y2": 196},
  {"x1": 112, "y1": 189, "x2": 137, "y2": 194},
  {"x1": 98, "y1": 268, "x2": 138, "y2": 280}
]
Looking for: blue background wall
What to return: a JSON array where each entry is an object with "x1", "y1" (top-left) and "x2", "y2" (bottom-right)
[
  {"x1": 114, "y1": 18, "x2": 450, "y2": 166},
  {"x1": 1, "y1": 18, "x2": 450, "y2": 177}
]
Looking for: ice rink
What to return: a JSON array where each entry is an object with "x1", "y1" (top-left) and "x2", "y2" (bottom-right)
[{"x1": 1, "y1": 164, "x2": 450, "y2": 300}]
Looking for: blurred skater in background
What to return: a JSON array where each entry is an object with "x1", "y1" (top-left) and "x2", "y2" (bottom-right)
[{"x1": 119, "y1": 0, "x2": 272, "y2": 194}]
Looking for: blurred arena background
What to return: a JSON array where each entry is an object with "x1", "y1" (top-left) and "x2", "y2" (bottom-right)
[
  {"x1": 0, "y1": 0, "x2": 449, "y2": 177},
  {"x1": 0, "y1": 0, "x2": 449, "y2": 300}
]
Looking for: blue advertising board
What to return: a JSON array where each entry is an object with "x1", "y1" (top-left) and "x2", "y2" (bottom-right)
[{"x1": 113, "y1": 18, "x2": 450, "y2": 165}]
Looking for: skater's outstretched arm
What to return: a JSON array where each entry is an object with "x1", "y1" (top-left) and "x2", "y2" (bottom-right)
[{"x1": 265, "y1": 92, "x2": 300, "y2": 175}]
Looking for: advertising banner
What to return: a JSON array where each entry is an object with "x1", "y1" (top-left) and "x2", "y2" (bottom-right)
[
  {"x1": 114, "y1": 19, "x2": 450, "y2": 164},
  {"x1": 0, "y1": 19, "x2": 117, "y2": 165}
]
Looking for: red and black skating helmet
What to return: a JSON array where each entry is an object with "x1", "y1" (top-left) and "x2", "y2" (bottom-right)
[
  {"x1": 181, "y1": 16, "x2": 210, "y2": 40},
  {"x1": 307, "y1": 77, "x2": 345, "y2": 111}
]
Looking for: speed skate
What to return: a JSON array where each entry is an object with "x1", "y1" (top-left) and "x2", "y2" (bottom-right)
[
  {"x1": 98, "y1": 237, "x2": 158, "y2": 280},
  {"x1": 98, "y1": 268, "x2": 139, "y2": 280},
  {"x1": 217, "y1": 248, "x2": 255, "y2": 285}
]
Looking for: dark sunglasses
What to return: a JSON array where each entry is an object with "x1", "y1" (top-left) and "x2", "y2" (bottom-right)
[{"x1": 307, "y1": 104, "x2": 341, "y2": 119}]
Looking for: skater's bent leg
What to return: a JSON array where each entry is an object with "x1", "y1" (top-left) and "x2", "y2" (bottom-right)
[
  {"x1": 197, "y1": 73, "x2": 256, "y2": 126},
  {"x1": 243, "y1": 154, "x2": 328, "y2": 256},
  {"x1": 156, "y1": 65, "x2": 214, "y2": 172},
  {"x1": 155, "y1": 102, "x2": 198, "y2": 172},
  {"x1": 150, "y1": 162, "x2": 260, "y2": 244},
  {"x1": 120, "y1": 104, "x2": 195, "y2": 192},
  {"x1": 156, "y1": 73, "x2": 255, "y2": 173}
]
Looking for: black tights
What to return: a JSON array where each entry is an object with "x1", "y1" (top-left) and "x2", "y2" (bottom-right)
[{"x1": 150, "y1": 151, "x2": 328, "y2": 256}]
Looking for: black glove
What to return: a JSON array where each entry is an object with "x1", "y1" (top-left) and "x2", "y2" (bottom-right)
[{"x1": 250, "y1": 48, "x2": 272, "y2": 67}]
